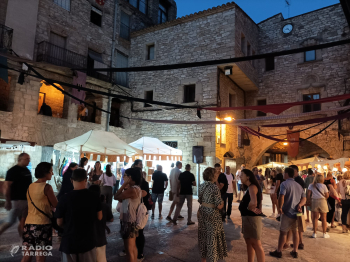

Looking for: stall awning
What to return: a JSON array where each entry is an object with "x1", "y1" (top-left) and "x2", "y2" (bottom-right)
[
  {"x1": 0, "y1": 139, "x2": 36, "y2": 147},
  {"x1": 129, "y1": 137, "x2": 182, "y2": 160},
  {"x1": 53, "y1": 130, "x2": 142, "y2": 159}
]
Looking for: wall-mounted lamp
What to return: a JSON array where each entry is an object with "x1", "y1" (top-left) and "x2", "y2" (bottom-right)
[{"x1": 224, "y1": 66, "x2": 233, "y2": 76}]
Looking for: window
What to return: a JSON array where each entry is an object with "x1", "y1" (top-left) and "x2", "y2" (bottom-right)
[
  {"x1": 303, "y1": 93, "x2": 321, "y2": 113},
  {"x1": 252, "y1": 50, "x2": 256, "y2": 67},
  {"x1": 87, "y1": 49, "x2": 108, "y2": 79},
  {"x1": 120, "y1": 11, "x2": 130, "y2": 40},
  {"x1": 257, "y1": 99, "x2": 267, "y2": 117},
  {"x1": 114, "y1": 51, "x2": 129, "y2": 87},
  {"x1": 304, "y1": 50, "x2": 316, "y2": 62},
  {"x1": 129, "y1": 0, "x2": 148, "y2": 14},
  {"x1": 241, "y1": 33, "x2": 246, "y2": 55},
  {"x1": 90, "y1": 6, "x2": 102, "y2": 27},
  {"x1": 265, "y1": 56, "x2": 274, "y2": 71},
  {"x1": 158, "y1": 0, "x2": 168, "y2": 24},
  {"x1": 184, "y1": 84, "x2": 196, "y2": 103},
  {"x1": 247, "y1": 42, "x2": 251, "y2": 56},
  {"x1": 147, "y1": 44, "x2": 155, "y2": 60},
  {"x1": 54, "y1": 0, "x2": 70, "y2": 11},
  {"x1": 49, "y1": 32, "x2": 66, "y2": 48},
  {"x1": 229, "y1": 93, "x2": 236, "y2": 107},
  {"x1": 144, "y1": 90, "x2": 153, "y2": 107}
]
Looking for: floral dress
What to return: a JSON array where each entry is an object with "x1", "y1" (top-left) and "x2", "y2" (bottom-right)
[{"x1": 198, "y1": 181, "x2": 228, "y2": 262}]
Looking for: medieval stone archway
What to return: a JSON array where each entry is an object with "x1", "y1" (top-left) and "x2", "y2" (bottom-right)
[{"x1": 244, "y1": 125, "x2": 342, "y2": 167}]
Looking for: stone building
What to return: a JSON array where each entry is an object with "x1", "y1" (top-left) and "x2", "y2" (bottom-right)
[{"x1": 0, "y1": 0, "x2": 350, "y2": 184}]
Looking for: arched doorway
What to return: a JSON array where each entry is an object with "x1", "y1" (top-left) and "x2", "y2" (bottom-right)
[{"x1": 255, "y1": 140, "x2": 330, "y2": 166}]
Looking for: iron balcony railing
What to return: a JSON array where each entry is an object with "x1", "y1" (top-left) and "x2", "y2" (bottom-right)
[
  {"x1": 87, "y1": 67, "x2": 112, "y2": 83},
  {"x1": 0, "y1": 24, "x2": 13, "y2": 50},
  {"x1": 36, "y1": 41, "x2": 87, "y2": 69}
]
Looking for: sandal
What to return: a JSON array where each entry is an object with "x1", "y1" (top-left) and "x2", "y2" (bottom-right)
[{"x1": 331, "y1": 225, "x2": 337, "y2": 228}]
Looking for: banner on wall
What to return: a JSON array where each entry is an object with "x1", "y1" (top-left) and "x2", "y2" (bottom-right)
[{"x1": 287, "y1": 130, "x2": 300, "y2": 158}]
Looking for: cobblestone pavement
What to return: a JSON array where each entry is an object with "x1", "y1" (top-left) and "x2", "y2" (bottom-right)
[{"x1": 0, "y1": 195, "x2": 349, "y2": 261}]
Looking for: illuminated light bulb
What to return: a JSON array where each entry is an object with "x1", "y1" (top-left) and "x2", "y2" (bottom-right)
[
  {"x1": 283, "y1": 142, "x2": 288, "y2": 145},
  {"x1": 216, "y1": 118, "x2": 220, "y2": 121},
  {"x1": 224, "y1": 117, "x2": 232, "y2": 121},
  {"x1": 318, "y1": 165, "x2": 321, "y2": 169},
  {"x1": 323, "y1": 166, "x2": 327, "y2": 170},
  {"x1": 333, "y1": 167, "x2": 338, "y2": 171},
  {"x1": 342, "y1": 168, "x2": 347, "y2": 172}
]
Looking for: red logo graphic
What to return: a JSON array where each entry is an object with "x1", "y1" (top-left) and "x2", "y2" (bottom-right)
[{"x1": 96, "y1": 0, "x2": 105, "y2": 5}]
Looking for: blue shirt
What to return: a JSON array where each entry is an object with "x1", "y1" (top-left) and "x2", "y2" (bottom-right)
[{"x1": 279, "y1": 178, "x2": 306, "y2": 219}]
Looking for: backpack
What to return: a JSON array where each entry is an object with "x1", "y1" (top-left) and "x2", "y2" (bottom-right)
[
  {"x1": 135, "y1": 197, "x2": 149, "y2": 230},
  {"x1": 133, "y1": 186, "x2": 148, "y2": 230}
]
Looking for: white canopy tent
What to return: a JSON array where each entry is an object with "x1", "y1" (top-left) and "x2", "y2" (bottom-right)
[
  {"x1": 129, "y1": 137, "x2": 182, "y2": 161},
  {"x1": 54, "y1": 130, "x2": 142, "y2": 161}
]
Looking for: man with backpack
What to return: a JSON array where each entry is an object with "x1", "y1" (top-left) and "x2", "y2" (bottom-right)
[{"x1": 224, "y1": 166, "x2": 237, "y2": 220}]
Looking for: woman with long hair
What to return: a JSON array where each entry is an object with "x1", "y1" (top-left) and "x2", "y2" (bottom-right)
[
  {"x1": 239, "y1": 169, "x2": 265, "y2": 262},
  {"x1": 89, "y1": 161, "x2": 103, "y2": 186},
  {"x1": 324, "y1": 172, "x2": 337, "y2": 228},
  {"x1": 269, "y1": 169, "x2": 277, "y2": 218},
  {"x1": 79, "y1": 157, "x2": 90, "y2": 170},
  {"x1": 307, "y1": 174, "x2": 330, "y2": 238},
  {"x1": 198, "y1": 167, "x2": 227, "y2": 262},
  {"x1": 21, "y1": 162, "x2": 58, "y2": 262},
  {"x1": 100, "y1": 164, "x2": 116, "y2": 213},
  {"x1": 304, "y1": 168, "x2": 315, "y2": 222},
  {"x1": 115, "y1": 168, "x2": 146, "y2": 262}
]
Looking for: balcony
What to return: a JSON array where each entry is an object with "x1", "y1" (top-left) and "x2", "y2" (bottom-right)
[
  {"x1": 0, "y1": 24, "x2": 13, "y2": 50},
  {"x1": 37, "y1": 41, "x2": 87, "y2": 69}
]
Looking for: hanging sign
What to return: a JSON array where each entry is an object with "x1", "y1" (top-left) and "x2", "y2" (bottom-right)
[{"x1": 287, "y1": 130, "x2": 300, "y2": 158}]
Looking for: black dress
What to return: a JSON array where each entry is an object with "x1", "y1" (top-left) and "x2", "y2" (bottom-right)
[{"x1": 324, "y1": 179, "x2": 335, "y2": 224}]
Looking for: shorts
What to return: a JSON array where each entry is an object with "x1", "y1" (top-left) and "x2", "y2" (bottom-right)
[
  {"x1": 96, "y1": 245, "x2": 106, "y2": 262},
  {"x1": 237, "y1": 183, "x2": 242, "y2": 191},
  {"x1": 280, "y1": 214, "x2": 298, "y2": 232},
  {"x1": 22, "y1": 224, "x2": 52, "y2": 248},
  {"x1": 269, "y1": 186, "x2": 276, "y2": 194},
  {"x1": 61, "y1": 248, "x2": 96, "y2": 262},
  {"x1": 241, "y1": 216, "x2": 262, "y2": 240},
  {"x1": 151, "y1": 193, "x2": 164, "y2": 204},
  {"x1": 311, "y1": 198, "x2": 329, "y2": 213},
  {"x1": 6, "y1": 200, "x2": 28, "y2": 224},
  {"x1": 120, "y1": 221, "x2": 139, "y2": 239}
]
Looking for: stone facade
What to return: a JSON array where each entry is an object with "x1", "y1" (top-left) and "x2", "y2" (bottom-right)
[{"x1": 1, "y1": 1, "x2": 350, "y2": 182}]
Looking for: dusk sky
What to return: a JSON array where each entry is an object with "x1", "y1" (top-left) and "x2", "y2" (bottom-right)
[{"x1": 176, "y1": 0, "x2": 340, "y2": 23}]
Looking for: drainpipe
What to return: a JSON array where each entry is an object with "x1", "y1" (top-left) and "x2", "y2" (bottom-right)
[{"x1": 106, "y1": 0, "x2": 118, "y2": 131}]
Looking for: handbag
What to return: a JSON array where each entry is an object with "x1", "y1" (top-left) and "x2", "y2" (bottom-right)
[
  {"x1": 315, "y1": 184, "x2": 332, "y2": 211},
  {"x1": 169, "y1": 191, "x2": 174, "y2": 201},
  {"x1": 27, "y1": 186, "x2": 62, "y2": 232}
]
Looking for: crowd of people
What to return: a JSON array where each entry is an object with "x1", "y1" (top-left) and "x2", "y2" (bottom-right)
[{"x1": 1, "y1": 153, "x2": 350, "y2": 262}]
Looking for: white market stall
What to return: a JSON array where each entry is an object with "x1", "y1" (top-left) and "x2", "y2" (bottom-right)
[
  {"x1": 129, "y1": 137, "x2": 182, "y2": 182},
  {"x1": 53, "y1": 130, "x2": 143, "y2": 181}
]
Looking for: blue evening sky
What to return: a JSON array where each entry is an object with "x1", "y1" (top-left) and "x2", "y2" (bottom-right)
[{"x1": 175, "y1": 0, "x2": 340, "y2": 23}]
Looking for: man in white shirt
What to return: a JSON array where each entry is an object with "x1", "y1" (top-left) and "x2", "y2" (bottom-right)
[
  {"x1": 166, "y1": 161, "x2": 184, "y2": 221},
  {"x1": 224, "y1": 166, "x2": 237, "y2": 220},
  {"x1": 236, "y1": 164, "x2": 245, "y2": 202}
]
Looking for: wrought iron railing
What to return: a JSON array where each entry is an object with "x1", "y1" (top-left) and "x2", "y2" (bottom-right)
[
  {"x1": 87, "y1": 67, "x2": 112, "y2": 83},
  {"x1": 36, "y1": 41, "x2": 87, "y2": 69},
  {"x1": 0, "y1": 24, "x2": 13, "y2": 50}
]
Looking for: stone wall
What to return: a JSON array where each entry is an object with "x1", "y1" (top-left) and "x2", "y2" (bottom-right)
[{"x1": 0, "y1": 0, "x2": 8, "y2": 25}]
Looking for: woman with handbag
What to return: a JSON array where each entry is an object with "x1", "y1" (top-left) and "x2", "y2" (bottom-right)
[
  {"x1": 198, "y1": 167, "x2": 227, "y2": 262},
  {"x1": 22, "y1": 162, "x2": 58, "y2": 262},
  {"x1": 307, "y1": 174, "x2": 330, "y2": 238},
  {"x1": 100, "y1": 164, "x2": 116, "y2": 213}
]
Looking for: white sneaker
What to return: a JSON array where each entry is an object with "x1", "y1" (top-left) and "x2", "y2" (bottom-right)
[
  {"x1": 269, "y1": 213, "x2": 276, "y2": 218},
  {"x1": 311, "y1": 233, "x2": 317, "y2": 238},
  {"x1": 323, "y1": 233, "x2": 330, "y2": 238},
  {"x1": 119, "y1": 251, "x2": 126, "y2": 257}
]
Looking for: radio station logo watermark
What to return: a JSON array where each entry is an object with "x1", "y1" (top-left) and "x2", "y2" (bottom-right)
[{"x1": 9, "y1": 245, "x2": 53, "y2": 257}]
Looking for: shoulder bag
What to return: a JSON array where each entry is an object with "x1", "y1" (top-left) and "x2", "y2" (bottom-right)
[
  {"x1": 27, "y1": 186, "x2": 62, "y2": 232},
  {"x1": 314, "y1": 184, "x2": 332, "y2": 211}
]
